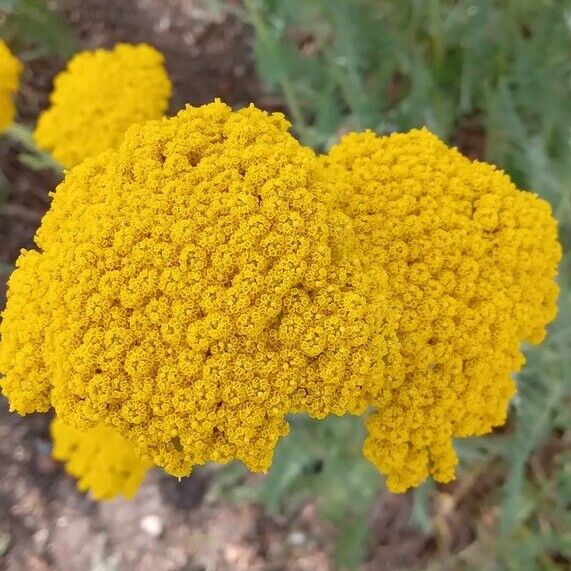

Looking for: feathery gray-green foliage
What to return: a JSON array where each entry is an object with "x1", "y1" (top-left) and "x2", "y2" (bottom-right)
[{"x1": 0, "y1": 0, "x2": 76, "y2": 57}]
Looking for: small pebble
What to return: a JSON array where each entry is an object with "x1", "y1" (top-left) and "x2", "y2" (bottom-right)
[
  {"x1": 287, "y1": 530, "x2": 306, "y2": 546},
  {"x1": 33, "y1": 529, "x2": 49, "y2": 550},
  {"x1": 140, "y1": 515, "x2": 164, "y2": 538},
  {"x1": 0, "y1": 532, "x2": 11, "y2": 556}
]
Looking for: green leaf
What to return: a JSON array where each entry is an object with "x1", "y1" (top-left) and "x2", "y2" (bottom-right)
[
  {"x1": 4, "y1": 123, "x2": 63, "y2": 175},
  {"x1": 257, "y1": 432, "x2": 311, "y2": 513},
  {"x1": 333, "y1": 515, "x2": 371, "y2": 570},
  {"x1": 412, "y1": 479, "x2": 435, "y2": 533},
  {"x1": 0, "y1": 0, "x2": 76, "y2": 57}
]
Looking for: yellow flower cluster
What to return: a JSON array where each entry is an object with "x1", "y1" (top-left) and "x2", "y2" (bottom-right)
[
  {"x1": 0, "y1": 99, "x2": 560, "y2": 494},
  {"x1": 51, "y1": 416, "x2": 151, "y2": 500},
  {"x1": 34, "y1": 43, "x2": 171, "y2": 167},
  {"x1": 322, "y1": 129, "x2": 561, "y2": 491},
  {"x1": 1, "y1": 100, "x2": 391, "y2": 478},
  {"x1": 0, "y1": 40, "x2": 22, "y2": 132}
]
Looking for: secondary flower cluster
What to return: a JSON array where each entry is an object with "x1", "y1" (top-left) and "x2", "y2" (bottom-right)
[
  {"x1": 34, "y1": 43, "x2": 171, "y2": 167},
  {"x1": 0, "y1": 100, "x2": 561, "y2": 498},
  {"x1": 0, "y1": 41, "x2": 22, "y2": 132},
  {"x1": 51, "y1": 417, "x2": 151, "y2": 500},
  {"x1": 322, "y1": 129, "x2": 561, "y2": 491}
]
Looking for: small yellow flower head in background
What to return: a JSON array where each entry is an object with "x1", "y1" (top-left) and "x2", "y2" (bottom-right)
[
  {"x1": 0, "y1": 40, "x2": 22, "y2": 132},
  {"x1": 34, "y1": 43, "x2": 171, "y2": 167},
  {"x1": 323, "y1": 128, "x2": 561, "y2": 492},
  {"x1": 1, "y1": 100, "x2": 390, "y2": 478},
  {"x1": 50, "y1": 416, "x2": 151, "y2": 500}
]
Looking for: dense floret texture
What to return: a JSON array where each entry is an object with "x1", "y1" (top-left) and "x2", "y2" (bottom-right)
[
  {"x1": 0, "y1": 41, "x2": 22, "y2": 132},
  {"x1": 322, "y1": 129, "x2": 561, "y2": 492},
  {"x1": 34, "y1": 43, "x2": 171, "y2": 167},
  {"x1": 0, "y1": 100, "x2": 560, "y2": 493},
  {"x1": 1, "y1": 100, "x2": 391, "y2": 477},
  {"x1": 51, "y1": 417, "x2": 151, "y2": 500}
]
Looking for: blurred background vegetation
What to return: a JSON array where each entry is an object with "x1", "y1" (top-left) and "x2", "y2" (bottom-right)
[{"x1": 1, "y1": 0, "x2": 570, "y2": 569}]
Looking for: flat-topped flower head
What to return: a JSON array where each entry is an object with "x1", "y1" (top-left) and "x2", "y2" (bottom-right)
[
  {"x1": 323, "y1": 128, "x2": 561, "y2": 492},
  {"x1": 1, "y1": 100, "x2": 390, "y2": 477},
  {"x1": 0, "y1": 41, "x2": 22, "y2": 132},
  {"x1": 51, "y1": 417, "x2": 151, "y2": 500},
  {"x1": 34, "y1": 43, "x2": 171, "y2": 167}
]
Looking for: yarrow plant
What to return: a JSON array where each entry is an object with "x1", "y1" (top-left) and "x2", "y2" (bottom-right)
[
  {"x1": 33, "y1": 43, "x2": 172, "y2": 167},
  {"x1": 0, "y1": 99, "x2": 561, "y2": 498},
  {"x1": 0, "y1": 40, "x2": 22, "y2": 133}
]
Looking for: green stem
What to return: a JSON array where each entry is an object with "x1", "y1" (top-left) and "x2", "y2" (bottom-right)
[
  {"x1": 323, "y1": 4, "x2": 373, "y2": 130},
  {"x1": 429, "y1": 0, "x2": 444, "y2": 66},
  {"x1": 242, "y1": 0, "x2": 310, "y2": 141},
  {"x1": 4, "y1": 123, "x2": 63, "y2": 175}
]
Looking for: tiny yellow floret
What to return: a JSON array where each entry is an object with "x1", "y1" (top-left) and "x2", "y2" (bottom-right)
[
  {"x1": 51, "y1": 417, "x2": 151, "y2": 500},
  {"x1": 34, "y1": 43, "x2": 171, "y2": 167},
  {"x1": 0, "y1": 40, "x2": 22, "y2": 132},
  {"x1": 322, "y1": 128, "x2": 561, "y2": 492}
]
